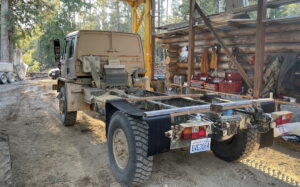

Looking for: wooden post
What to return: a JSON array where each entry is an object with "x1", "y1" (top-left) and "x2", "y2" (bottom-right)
[
  {"x1": 195, "y1": 3, "x2": 253, "y2": 88},
  {"x1": 253, "y1": 0, "x2": 267, "y2": 98},
  {"x1": 187, "y1": 0, "x2": 196, "y2": 87}
]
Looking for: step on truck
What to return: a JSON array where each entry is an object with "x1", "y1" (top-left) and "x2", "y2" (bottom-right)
[{"x1": 53, "y1": 30, "x2": 292, "y2": 186}]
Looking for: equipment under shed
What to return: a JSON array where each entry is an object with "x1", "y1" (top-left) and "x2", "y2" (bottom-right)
[{"x1": 155, "y1": 0, "x2": 300, "y2": 105}]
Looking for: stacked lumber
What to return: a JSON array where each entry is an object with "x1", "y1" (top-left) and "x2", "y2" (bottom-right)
[{"x1": 156, "y1": 16, "x2": 300, "y2": 83}]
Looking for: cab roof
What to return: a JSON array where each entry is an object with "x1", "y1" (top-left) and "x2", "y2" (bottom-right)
[{"x1": 66, "y1": 30, "x2": 139, "y2": 38}]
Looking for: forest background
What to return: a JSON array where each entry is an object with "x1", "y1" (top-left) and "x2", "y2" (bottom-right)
[{"x1": 0, "y1": 0, "x2": 299, "y2": 72}]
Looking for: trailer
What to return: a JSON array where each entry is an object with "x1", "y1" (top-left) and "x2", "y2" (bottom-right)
[
  {"x1": 0, "y1": 49, "x2": 26, "y2": 84},
  {"x1": 53, "y1": 30, "x2": 292, "y2": 186},
  {"x1": 0, "y1": 63, "x2": 15, "y2": 84}
]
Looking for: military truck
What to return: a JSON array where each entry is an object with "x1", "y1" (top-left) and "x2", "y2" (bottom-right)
[{"x1": 53, "y1": 30, "x2": 292, "y2": 186}]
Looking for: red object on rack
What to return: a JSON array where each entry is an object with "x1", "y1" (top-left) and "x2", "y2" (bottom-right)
[
  {"x1": 191, "y1": 73, "x2": 209, "y2": 88},
  {"x1": 204, "y1": 77, "x2": 224, "y2": 91},
  {"x1": 219, "y1": 81, "x2": 242, "y2": 93},
  {"x1": 225, "y1": 72, "x2": 242, "y2": 81},
  {"x1": 191, "y1": 80, "x2": 205, "y2": 88},
  {"x1": 204, "y1": 83, "x2": 219, "y2": 91}
]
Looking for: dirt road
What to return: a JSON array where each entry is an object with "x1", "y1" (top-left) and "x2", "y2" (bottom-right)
[{"x1": 0, "y1": 79, "x2": 299, "y2": 186}]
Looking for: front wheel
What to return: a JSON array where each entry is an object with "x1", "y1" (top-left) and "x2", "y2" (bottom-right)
[
  {"x1": 107, "y1": 111, "x2": 153, "y2": 186},
  {"x1": 211, "y1": 129, "x2": 260, "y2": 162},
  {"x1": 59, "y1": 86, "x2": 77, "y2": 126}
]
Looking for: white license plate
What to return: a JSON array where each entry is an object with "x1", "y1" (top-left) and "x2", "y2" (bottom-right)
[{"x1": 190, "y1": 138, "x2": 211, "y2": 154}]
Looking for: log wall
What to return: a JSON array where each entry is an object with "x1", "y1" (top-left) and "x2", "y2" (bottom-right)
[{"x1": 157, "y1": 21, "x2": 300, "y2": 83}]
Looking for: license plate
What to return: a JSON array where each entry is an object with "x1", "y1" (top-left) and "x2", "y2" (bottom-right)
[{"x1": 190, "y1": 138, "x2": 211, "y2": 154}]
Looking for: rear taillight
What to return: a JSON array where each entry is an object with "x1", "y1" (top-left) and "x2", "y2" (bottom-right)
[
  {"x1": 181, "y1": 126, "x2": 206, "y2": 140},
  {"x1": 275, "y1": 113, "x2": 293, "y2": 126}
]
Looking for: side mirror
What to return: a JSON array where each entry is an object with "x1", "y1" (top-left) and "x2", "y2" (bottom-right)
[{"x1": 54, "y1": 39, "x2": 61, "y2": 68}]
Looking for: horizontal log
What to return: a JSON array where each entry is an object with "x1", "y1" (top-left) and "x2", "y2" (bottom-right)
[
  {"x1": 176, "y1": 62, "x2": 254, "y2": 71},
  {"x1": 167, "y1": 51, "x2": 179, "y2": 57},
  {"x1": 193, "y1": 43, "x2": 300, "y2": 54},
  {"x1": 157, "y1": 23, "x2": 300, "y2": 44},
  {"x1": 160, "y1": 44, "x2": 182, "y2": 50},
  {"x1": 168, "y1": 54, "x2": 252, "y2": 63},
  {"x1": 161, "y1": 31, "x2": 300, "y2": 49}
]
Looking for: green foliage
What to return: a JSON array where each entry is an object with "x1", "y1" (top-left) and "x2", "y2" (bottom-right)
[{"x1": 27, "y1": 61, "x2": 41, "y2": 73}]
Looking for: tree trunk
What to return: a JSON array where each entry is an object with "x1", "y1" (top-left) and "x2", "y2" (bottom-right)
[
  {"x1": 158, "y1": 0, "x2": 161, "y2": 27},
  {"x1": 1, "y1": 0, "x2": 10, "y2": 62},
  {"x1": 219, "y1": 0, "x2": 225, "y2": 13},
  {"x1": 117, "y1": 1, "x2": 120, "y2": 31},
  {"x1": 226, "y1": 0, "x2": 244, "y2": 11}
]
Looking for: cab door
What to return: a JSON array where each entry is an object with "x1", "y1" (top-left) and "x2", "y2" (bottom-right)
[
  {"x1": 60, "y1": 39, "x2": 70, "y2": 78},
  {"x1": 61, "y1": 37, "x2": 77, "y2": 79}
]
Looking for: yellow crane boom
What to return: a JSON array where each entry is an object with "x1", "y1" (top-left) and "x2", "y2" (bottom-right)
[{"x1": 119, "y1": 0, "x2": 152, "y2": 80}]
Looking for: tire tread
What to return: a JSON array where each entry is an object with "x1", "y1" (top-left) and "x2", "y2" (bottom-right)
[{"x1": 124, "y1": 113, "x2": 153, "y2": 186}]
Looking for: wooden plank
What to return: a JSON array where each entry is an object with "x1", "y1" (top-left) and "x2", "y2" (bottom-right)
[
  {"x1": 275, "y1": 99, "x2": 300, "y2": 107},
  {"x1": 126, "y1": 94, "x2": 204, "y2": 102},
  {"x1": 194, "y1": 3, "x2": 253, "y2": 89},
  {"x1": 253, "y1": 0, "x2": 267, "y2": 98},
  {"x1": 187, "y1": 0, "x2": 196, "y2": 87}
]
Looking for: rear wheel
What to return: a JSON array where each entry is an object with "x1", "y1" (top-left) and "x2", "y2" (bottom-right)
[
  {"x1": 108, "y1": 111, "x2": 153, "y2": 186},
  {"x1": 6, "y1": 72, "x2": 16, "y2": 83},
  {"x1": 0, "y1": 72, "x2": 7, "y2": 84},
  {"x1": 211, "y1": 129, "x2": 260, "y2": 162},
  {"x1": 59, "y1": 86, "x2": 77, "y2": 126}
]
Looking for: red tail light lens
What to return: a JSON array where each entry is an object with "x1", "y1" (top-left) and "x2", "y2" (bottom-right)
[
  {"x1": 275, "y1": 113, "x2": 292, "y2": 126},
  {"x1": 181, "y1": 126, "x2": 206, "y2": 140}
]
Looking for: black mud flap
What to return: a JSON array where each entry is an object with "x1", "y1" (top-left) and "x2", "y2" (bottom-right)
[
  {"x1": 144, "y1": 115, "x2": 172, "y2": 156},
  {"x1": 105, "y1": 99, "x2": 172, "y2": 156},
  {"x1": 105, "y1": 99, "x2": 144, "y2": 134},
  {"x1": 260, "y1": 101, "x2": 275, "y2": 148},
  {"x1": 259, "y1": 129, "x2": 274, "y2": 148},
  {"x1": 261, "y1": 101, "x2": 275, "y2": 113}
]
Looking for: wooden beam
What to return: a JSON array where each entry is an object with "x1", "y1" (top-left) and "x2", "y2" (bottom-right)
[
  {"x1": 194, "y1": 3, "x2": 253, "y2": 89},
  {"x1": 187, "y1": 0, "x2": 196, "y2": 87},
  {"x1": 253, "y1": 0, "x2": 267, "y2": 98},
  {"x1": 126, "y1": 94, "x2": 204, "y2": 102}
]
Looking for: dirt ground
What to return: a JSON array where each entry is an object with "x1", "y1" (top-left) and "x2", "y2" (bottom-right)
[{"x1": 0, "y1": 79, "x2": 300, "y2": 187}]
